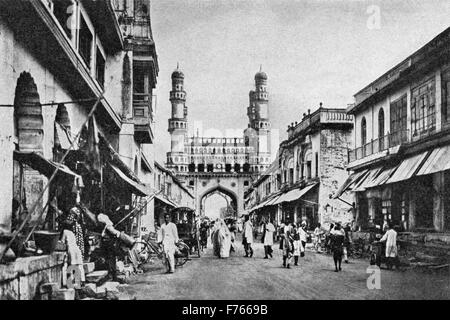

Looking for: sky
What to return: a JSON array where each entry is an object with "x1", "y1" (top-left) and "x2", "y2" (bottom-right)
[{"x1": 150, "y1": 0, "x2": 450, "y2": 164}]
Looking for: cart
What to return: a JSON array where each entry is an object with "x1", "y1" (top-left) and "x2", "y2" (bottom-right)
[{"x1": 170, "y1": 207, "x2": 201, "y2": 258}]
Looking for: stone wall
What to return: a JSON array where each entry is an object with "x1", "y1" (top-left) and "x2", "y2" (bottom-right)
[
  {"x1": 319, "y1": 128, "x2": 355, "y2": 228},
  {"x1": 0, "y1": 253, "x2": 65, "y2": 300}
]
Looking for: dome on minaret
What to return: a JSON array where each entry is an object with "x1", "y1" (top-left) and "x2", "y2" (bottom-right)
[
  {"x1": 255, "y1": 65, "x2": 267, "y2": 80},
  {"x1": 171, "y1": 63, "x2": 184, "y2": 79}
]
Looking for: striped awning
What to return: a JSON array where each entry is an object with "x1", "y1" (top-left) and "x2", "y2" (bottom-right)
[
  {"x1": 386, "y1": 151, "x2": 429, "y2": 184},
  {"x1": 273, "y1": 183, "x2": 317, "y2": 205},
  {"x1": 417, "y1": 145, "x2": 450, "y2": 176},
  {"x1": 352, "y1": 167, "x2": 384, "y2": 192},
  {"x1": 364, "y1": 166, "x2": 398, "y2": 189},
  {"x1": 332, "y1": 169, "x2": 369, "y2": 198}
]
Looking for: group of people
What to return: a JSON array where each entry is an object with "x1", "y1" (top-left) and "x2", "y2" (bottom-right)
[
  {"x1": 278, "y1": 220, "x2": 309, "y2": 268},
  {"x1": 157, "y1": 211, "x2": 400, "y2": 275}
]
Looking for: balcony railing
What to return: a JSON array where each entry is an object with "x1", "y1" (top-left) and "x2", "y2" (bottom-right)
[{"x1": 348, "y1": 129, "x2": 409, "y2": 162}]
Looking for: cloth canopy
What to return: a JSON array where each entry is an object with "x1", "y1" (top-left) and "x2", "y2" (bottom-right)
[
  {"x1": 273, "y1": 183, "x2": 317, "y2": 205},
  {"x1": 332, "y1": 169, "x2": 368, "y2": 199},
  {"x1": 352, "y1": 167, "x2": 384, "y2": 192},
  {"x1": 417, "y1": 145, "x2": 450, "y2": 176},
  {"x1": 109, "y1": 164, "x2": 151, "y2": 197},
  {"x1": 363, "y1": 166, "x2": 398, "y2": 189},
  {"x1": 13, "y1": 150, "x2": 82, "y2": 184},
  {"x1": 386, "y1": 151, "x2": 429, "y2": 184},
  {"x1": 154, "y1": 194, "x2": 178, "y2": 208}
]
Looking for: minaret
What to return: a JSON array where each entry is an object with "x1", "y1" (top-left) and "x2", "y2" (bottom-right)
[
  {"x1": 167, "y1": 64, "x2": 188, "y2": 173},
  {"x1": 245, "y1": 66, "x2": 272, "y2": 173}
]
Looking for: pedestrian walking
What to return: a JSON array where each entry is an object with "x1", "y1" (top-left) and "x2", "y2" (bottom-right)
[
  {"x1": 325, "y1": 223, "x2": 334, "y2": 254},
  {"x1": 343, "y1": 223, "x2": 352, "y2": 263},
  {"x1": 380, "y1": 221, "x2": 399, "y2": 270},
  {"x1": 278, "y1": 220, "x2": 286, "y2": 251},
  {"x1": 330, "y1": 223, "x2": 345, "y2": 272},
  {"x1": 299, "y1": 221, "x2": 308, "y2": 257},
  {"x1": 243, "y1": 214, "x2": 254, "y2": 257},
  {"x1": 292, "y1": 224, "x2": 301, "y2": 266},
  {"x1": 262, "y1": 218, "x2": 275, "y2": 259},
  {"x1": 282, "y1": 224, "x2": 293, "y2": 268},
  {"x1": 161, "y1": 213, "x2": 179, "y2": 274},
  {"x1": 314, "y1": 223, "x2": 323, "y2": 252}
]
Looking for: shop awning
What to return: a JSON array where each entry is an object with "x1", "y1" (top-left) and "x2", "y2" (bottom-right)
[
  {"x1": 364, "y1": 166, "x2": 398, "y2": 189},
  {"x1": 13, "y1": 151, "x2": 82, "y2": 182},
  {"x1": 109, "y1": 164, "x2": 151, "y2": 197},
  {"x1": 273, "y1": 183, "x2": 317, "y2": 205},
  {"x1": 352, "y1": 167, "x2": 384, "y2": 192},
  {"x1": 386, "y1": 151, "x2": 429, "y2": 184},
  {"x1": 417, "y1": 145, "x2": 450, "y2": 176},
  {"x1": 251, "y1": 194, "x2": 282, "y2": 211},
  {"x1": 332, "y1": 169, "x2": 369, "y2": 198},
  {"x1": 154, "y1": 194, "x2": 178, "y2": 208}
]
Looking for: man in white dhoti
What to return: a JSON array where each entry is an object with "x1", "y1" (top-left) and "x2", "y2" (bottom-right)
[
  {"x1": 263, "y1": 218, "x2": 275, "y2": 259},
  {"x1": 380, "y1": 221, "x2": 398, "y2": 270},
  {"x1": 160, "y1": 213, "x2": 179, "y2": 273},
  {"x1": 243, "y1": 215, "x2": 254, "y2": 257}
]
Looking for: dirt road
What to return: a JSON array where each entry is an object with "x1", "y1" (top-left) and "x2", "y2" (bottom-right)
[{"x1": 123, "y1": 237, "x2": 450, "y2": 300}]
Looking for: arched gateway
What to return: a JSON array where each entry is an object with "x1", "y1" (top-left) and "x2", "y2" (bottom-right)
[{"x1": 165, "y1": 66, "x2": 274, "y2": 217}]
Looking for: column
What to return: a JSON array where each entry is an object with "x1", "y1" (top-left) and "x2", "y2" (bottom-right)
[
  {"x1": 409, "y1": 197, "x2": 416, "y2": 231},
  {"x1": 433, "y1": 172, "x2": 445, "y2": 232},
  {"x1": 435, "y1": 71, "x2": 442, "y2": 132}
]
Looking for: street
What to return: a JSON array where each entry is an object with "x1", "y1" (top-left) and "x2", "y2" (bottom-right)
[{"x1": 123, "y1": 236, "x2": 450, "y2": 300}]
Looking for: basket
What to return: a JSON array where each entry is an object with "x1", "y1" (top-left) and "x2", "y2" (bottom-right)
[{"x1": 33, "y1": 231, "x2": 60, "y2": 254}]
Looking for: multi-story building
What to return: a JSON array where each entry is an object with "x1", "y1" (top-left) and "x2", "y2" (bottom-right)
[
  {"x1": 0, "y1": 0, "x2": 158, "y2": 299},
  {"x1": 339, "y1": 26, "x2": 450, "y2": 237},
  {"x1": 247, "y1": 106, "x2": 354, "y2": 229},
  {"x1": 140, "y1": 161, "x2": 195, "y2": 235}
]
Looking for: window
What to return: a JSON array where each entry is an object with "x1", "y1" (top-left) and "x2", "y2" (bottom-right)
[
  {"x1": 265, "y1": 183, "x2": 271, "y2": 195},
  {"x1": 378, "y1": 108, "x2": 385, "y2": 138},
  {"x1": 442, "y1": 68, "x2": 450, "y2": 124},
  {"x1": 315, "y1": 152, "x2": 319, "y2": 178},
  {"x1": 361, "y1": 117, "x2": 367, "y2": 146},
  {"x1": 378, "y1": 108, "x2": 385, "y2": 150},
  {"x1": 189, "y1": 180, "x2": 195, "y2": 186},
  {"x1": 244, "y1": 180, "x2": 249, "y2": 187},
  {"x1": 166, "y1": 183, "x2": 172, "y2": 197},
  {"x1": 96, "y1": 48, "x2": 105, "y2": 89},
  {"x1": 390, "y1": 95, "x2": 407, "y2": 145},
  {"x1": 78, "y1": 14, "x2": 93, "y2": 68},
  {"x1": 304, "y1": 151, "x2": 312, "y2": 180},
  {"x1": 411, "y1": 78, "x2": 436, "y2": 136}
]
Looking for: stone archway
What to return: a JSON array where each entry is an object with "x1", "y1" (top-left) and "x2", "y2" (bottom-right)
[{"x1": 199, "y1": 185, "x2": 238, "y2": 219}]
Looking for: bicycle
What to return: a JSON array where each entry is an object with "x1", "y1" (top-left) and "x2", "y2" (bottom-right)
[
  {"x1": 348, "y1": 238, "x2": 368, "y2": 259},
  {"x1": 134, "y1": 235, "x2": 190, "y2": 269}
]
